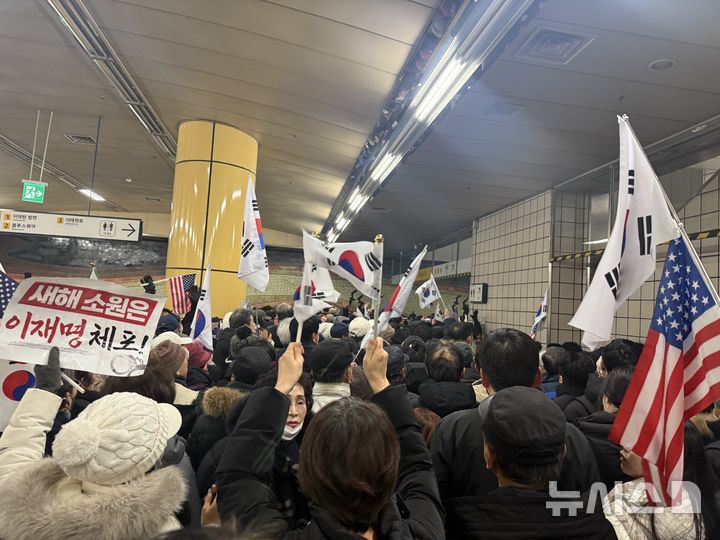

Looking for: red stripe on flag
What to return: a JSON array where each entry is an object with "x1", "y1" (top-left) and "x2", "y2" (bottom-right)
[
  {"x1": 631, "y1": 342, "x2": 670, "y2": 457},
  {"x1": 610, "y1": 330, "x2": 660, "y2": 444}
]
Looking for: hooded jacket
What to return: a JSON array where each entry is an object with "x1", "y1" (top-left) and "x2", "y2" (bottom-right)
[
  {"x1": 446, "y1": 487, "x2": 617, "y2": 540},
  {"x1": 574, "y1": 411, "x2": 632, "y2": 490},
  {"x1": 430, "y1": 394, "x2": 601, "y2": 503},
  {"x1": 0, "y1": 389, "x2": 187, "y2": 540},
  {"x1": 187, "y1": 386, "x2": 245, "y2": 468},
  {"x1": 211, "y1": 326, "x2": 236, "y2": 382},
  {"x1": 553, "y1": 383, "x2": 586, "y2": 413},
  {"x1": 215, "y1": 385, "x2": 445, "y2": 539},
  {"x1": 564, "y1": 374, "x2": 603, "y2": 421},
  {"x1": 415, "y1": 380, "x2": 477, "y2": 418}
]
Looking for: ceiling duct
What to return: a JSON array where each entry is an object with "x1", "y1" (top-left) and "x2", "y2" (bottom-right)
[{"x1": 45, "y1": 0, "x2": 177, "y2": 165}]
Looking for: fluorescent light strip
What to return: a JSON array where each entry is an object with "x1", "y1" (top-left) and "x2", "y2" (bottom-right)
[
  {"x1": 583, "y1": 239, "x2": 608, "y2": 245},
  {"x1": 78, "y1": 189, "x2": 106, "y2": 202}
]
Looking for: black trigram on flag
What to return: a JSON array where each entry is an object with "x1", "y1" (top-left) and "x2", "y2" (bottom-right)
[
  {"x1": 263, "y1": 255, "x2": 268, "y2": 268},
  {"x1": 324, "y1": 246, "x2": 337, "y2": 267},
  {"x1": 301, "y1": 285, "x2": 313, "y2": 306},
  {"x1": 628, "y1": 169, "x2": 635, "y2": 195},
  {"x1": 241, "y1": 239, "x2": 254, "y2": 258},
  {"x1": 604, "y1": 266, "x2": 620, "y2": 298},
  {"x1": 365, "y1": 252, "x2": 382, "y2": 271},
  {"x1": 638, "y1": 215, "x2": 652, "y2": 256},
  {"x1": 251, "y1": 199, "x2": 259, "y2": 212},
  {"x1": 198, "y1": 288, "x2": 207, "y2": 302}
]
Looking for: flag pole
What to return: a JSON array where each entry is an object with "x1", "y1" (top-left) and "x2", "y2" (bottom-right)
[
  {"x1": 624, "y1": 115, "x2": 720, "y2": 309},
  {"x1": 372, "y1": 234, "x2": 384, "y2": 337}
]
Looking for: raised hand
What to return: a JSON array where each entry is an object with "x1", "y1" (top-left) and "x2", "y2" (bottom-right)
[
  {"x1": 363, "y1": 337, "x2": 390, "y2": 394},
  {"x1": 275, "y1": 342, "x2": 304, "y2": 394}
]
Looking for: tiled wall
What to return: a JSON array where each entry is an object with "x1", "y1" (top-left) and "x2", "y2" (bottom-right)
[
  {"x1": 611, "y1": 173, "x2": 720, "y2": 343},
  {"x1": 471, "y1": 170, "x2": 720, "y2": 348},
  {"x1": 471, "y1": 191, "x2": 552, "y2": 339}
]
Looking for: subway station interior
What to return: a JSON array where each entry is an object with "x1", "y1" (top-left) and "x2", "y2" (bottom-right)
[{"x1": 3, "y1": 1, "x2": 720, "y2": 538}]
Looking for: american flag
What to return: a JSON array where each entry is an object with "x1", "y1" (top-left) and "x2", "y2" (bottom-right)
[
  {"x1": 610, "y1": 236, "x2": 720, "y2": 505},
  {"x1": 0, "y1": 271, "x2": 19, "y2": 318},
  {"x1": 168, "y1": 273, "x2": 195, "y2": 314}
]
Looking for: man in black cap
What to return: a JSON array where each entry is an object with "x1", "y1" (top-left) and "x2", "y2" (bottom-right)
[
  {"x1": 309, "y1": 340, "x2": 354, "y2": 413},
  {"x1": 430, "y1": 329, "x2": 600, "y2": 509},
  {"x1": 445, "y1": 386, "x2": 617, "y2": 539},
  {"x1": 229, "y1": 346, "x2": 273, "y2": 392}
]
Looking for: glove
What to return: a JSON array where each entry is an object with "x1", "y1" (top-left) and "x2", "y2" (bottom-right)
[{"x1": 34, "y1": 347, "x2": 62, "y2": 394}]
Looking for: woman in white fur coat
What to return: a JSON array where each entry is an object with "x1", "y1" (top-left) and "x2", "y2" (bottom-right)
[{"x1": 0, "y1": 348, "x2": 188, "y2": 540}]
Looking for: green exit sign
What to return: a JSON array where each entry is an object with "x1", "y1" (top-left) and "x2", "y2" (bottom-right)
[{"x1": 21, "y1": 180, "x2": 46, "y2": 204}]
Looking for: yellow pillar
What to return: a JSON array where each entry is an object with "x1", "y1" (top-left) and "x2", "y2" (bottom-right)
[{"x1": 166, "y1": 120, "x2": 258, "y2": 317}]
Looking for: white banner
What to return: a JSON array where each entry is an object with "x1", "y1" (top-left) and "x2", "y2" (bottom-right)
[{"x1": 0, "y1": 277, "x2": 165, "y2": 376}]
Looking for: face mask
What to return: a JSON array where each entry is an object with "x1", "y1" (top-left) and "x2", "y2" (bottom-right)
[{"x1": 282, "y1": 421, "x2": 304, "y2": 441}]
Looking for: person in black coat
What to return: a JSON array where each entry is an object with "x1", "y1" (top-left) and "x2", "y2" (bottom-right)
[
  {"x1": 553, "y1": 349, "x2": 596, "y2": 413},
  {"x1": 196, "y1": 368, "x2": 314, "y2": 529},
  {"x1": 431, "y1": 329, "x2": 601, "y2": 506},
  {"x1": 573, "y1": 368, "x2": 634, "y2": 491},
  {"x1": 211, "y1": 309, "x2": 256, "y2": 383},
  {"x1": 415, "y1": 344, "x2": 476, "y2": 417},
  {"x1": 444, "y1": 386, "x2": 617, "y2": 540},
  {"x1": 215, "y1": 339, "x2": 444, "y2": 539},
  {"x1": 187, "y1": 386, "x2": 245, "y2": 469}
]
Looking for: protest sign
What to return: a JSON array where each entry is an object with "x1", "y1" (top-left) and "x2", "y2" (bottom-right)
[{"x1": 0, "y1": 277, "x2": 165, "y2": 376}]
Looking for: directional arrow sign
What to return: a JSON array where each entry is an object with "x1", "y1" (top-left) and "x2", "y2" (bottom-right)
[
  {"x1": 1, "y1": 209, "x2": 142, "y2": 242},
  {"x1": 121, "y1": 223, "x2": 137, "y2": 237}
]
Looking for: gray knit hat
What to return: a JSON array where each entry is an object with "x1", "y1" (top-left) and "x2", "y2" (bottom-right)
[{"x1": 52, "y1": 392, "x2": 181, "y2": 485}]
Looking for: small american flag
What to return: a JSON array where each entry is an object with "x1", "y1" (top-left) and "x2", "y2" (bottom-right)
[
  {"x1": 0, "y1": 271, "x2": 19, "y2": 318},
  {"x1": 610, "y1": 236, "x2": 720, "y2": 505},
  {"x1": 168, "y1": 273, "x2": 195, "y2": 315}
]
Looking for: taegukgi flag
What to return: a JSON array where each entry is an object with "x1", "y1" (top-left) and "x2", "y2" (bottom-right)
[
  {"x1": 530, "y1": 288, "x2": 548, "y2": 339},
  {"x1": 191, "y1": 266, "x2": 213, "y2": 352},
  {"x1": 303, "y1": 230, "x2": 383, "y2": 301},
  {"x1": 569, "y1": 116, "x2": 678, "y2": 349},
  {"x1": 363, "y1": 246, "x2": 427, "y2": 346},
  {"x1": 415, "y1": 274, "x2": 440, "y2": 309},
  {"x1": 293, "y1": 262, "x2": 330, "y2": 330},
  {"x1": 238, "y1": 175, "x2": 269, "y2": 291}
]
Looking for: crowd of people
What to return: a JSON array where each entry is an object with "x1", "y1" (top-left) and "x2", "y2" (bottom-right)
[{"x1": 1, "y1": 301, "x2": 720, "y2": 539}]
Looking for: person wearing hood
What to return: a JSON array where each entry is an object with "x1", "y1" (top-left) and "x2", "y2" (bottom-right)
[
  {"x1": 227, "y1": 346, "x2": 274, "y2": 392},
  {"x1": 574, "y1": 368, "x2": 634, "y2": 491},
  {"x1": 539, "y1": 346, "x2": 563, "y2": 397},
  {"x1": 215, "y1": 338, "x2": 444, "y2": 539},
  {"x1": 0, "y1": 349, "x2": 188, "y2": 539},
  {"x1": 309, "y1": 339, "x2": 354, "y2": 413},
  {"x1": 416, "y1": 344, "x2": 477, "y2": 417},
  {"x1": 445, "y1": 386, "x2": 618, "y2": 539},
  {"x1": 187, "y1": 386, "x2": 246, "y2": 469},
  {"x1": 196, "y1": 367, "x2": 314, "y2": 529},
  {"x1": 430, "y1": 328, "x2": 600, "y2": 507},
  {"x1": 211, "y1": 308, "x2": 256, "y2": 383},
  {"x1": 554, "y1": 349, "x2": 596, "y2": 413}
]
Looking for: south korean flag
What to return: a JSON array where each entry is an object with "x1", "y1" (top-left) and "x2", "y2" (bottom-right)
[
  {"x1": 570, "y1": 116, "x2": 678, "y2": 349},
  {"x1": 237, "y1": 175, "x2": 269, "y2": 291}
]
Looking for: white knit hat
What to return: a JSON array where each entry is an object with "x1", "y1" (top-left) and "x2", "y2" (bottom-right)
[
  {"x1": 318, "y1": 322, "x2": 333, "y2": 341},
  {"x1": 151, "y1": 331, "x2": 192, "y2": 349},
  {"x1": 53, "y1": 392, "x2": 181, "y2": 486},
  {"x1": 349, "y1": 317, "x2": 371, "y2": 338}
]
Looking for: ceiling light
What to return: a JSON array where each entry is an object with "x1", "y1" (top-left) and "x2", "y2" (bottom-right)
[
  {"x1": 648, "y1": 58, "x2": 676, "y2": 71},
  {"x1": 370, "y1": 152, "x2": 403, "y2": 183},
  {"x1": 349, "y1": 194, "x2": 369, "y2": 212},
  {"x1": 583, "y1": 238, "x2": 608, "y2": 245},
  {"x1": 79, "y1": 189, "x2": 105, "y2": 202},
  {"x1": 125, "y1": 178, "x2": 133, "y2": 183}
]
